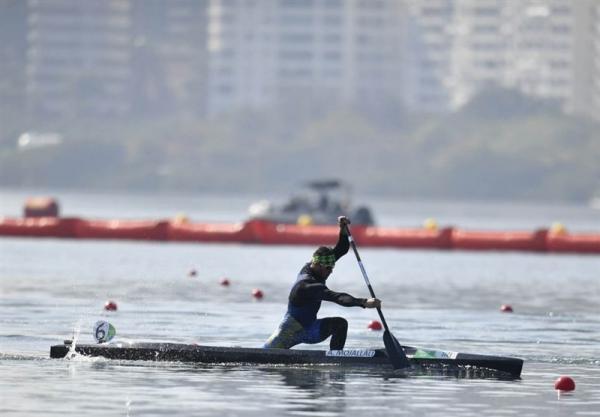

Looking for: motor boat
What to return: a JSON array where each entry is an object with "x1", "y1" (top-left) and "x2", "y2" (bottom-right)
[{"x1": 248, "y1": 179, "x2": 375, "y2": 226}]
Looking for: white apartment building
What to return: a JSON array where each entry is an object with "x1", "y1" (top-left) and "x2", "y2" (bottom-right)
[
  {"x1": 26, "y1": 0, "x2": 133, "y2": 116},
  {"x1": 19, "y1": 0, "x2": 600, "y2": 119},
  {"x1": 572, "y1": 0, "x2": 600, "y2": 118},
  {"x1": 402, "y1": 0, "x2": 455, "y2": 112},
  {"x1": 26, "y1": 0, "x2": 208, "y2": 118},
  {"x1": 130, "y1": 0, "x2": 208, "y2": 114},
  {"x1": 206, "y1": 0, "x2": 405, "y2": 114},
  {"x1": 0, "y1": 1, "x2": 27, "y2": 111},
  {"x1": 443, "y1": 0, "x2": 598, "y2": 114},
  {"x1": 207, "y1": 0, "x2": 600, "y2": 118}
]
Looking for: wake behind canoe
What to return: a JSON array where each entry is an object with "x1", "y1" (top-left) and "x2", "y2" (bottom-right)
[{"x1": 50, "y1": 341, "x2": 523, "y2": 378}]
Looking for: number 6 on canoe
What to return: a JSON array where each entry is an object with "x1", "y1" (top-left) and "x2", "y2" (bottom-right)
[{"x1": 344, "y1": 224, "x2": 411, "y2": 370}]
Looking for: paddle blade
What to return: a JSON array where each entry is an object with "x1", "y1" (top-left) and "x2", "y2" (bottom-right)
[{"x1": 383, "y1": 330, "x2": 411, "y2": 370}]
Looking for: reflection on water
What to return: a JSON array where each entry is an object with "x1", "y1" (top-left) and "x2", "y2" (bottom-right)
[
  {"x1": 260, "y1": 368, "x2": 348, "y2": 414},
  {"x1": 0, "y1": 343, "x2": 598, "y2": 417},
  {"x1": 256, "y1": 364, "x2": 522, "y2": 416}
]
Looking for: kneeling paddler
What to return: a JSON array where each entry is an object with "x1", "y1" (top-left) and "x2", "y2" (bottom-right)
[{"x1": 263, "y1": 216, "x2": 380, "y2": 350}]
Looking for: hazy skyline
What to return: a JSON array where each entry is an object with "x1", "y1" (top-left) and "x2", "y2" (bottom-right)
[
  {"x1": 1, "y1": 0, "x2": 599, "y2": 203},
  {"x1": 1, "y1": 0, "x2": 599, "y2": 123}
]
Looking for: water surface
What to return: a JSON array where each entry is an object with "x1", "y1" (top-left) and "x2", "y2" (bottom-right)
[{"x1": 1, "y1": 191, "x2": 599, "y2": 416}]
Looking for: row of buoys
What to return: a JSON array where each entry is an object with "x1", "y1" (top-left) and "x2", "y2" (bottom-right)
[
  {"x1": 1, "y1": 216, "x2": 599, "y2": 254},
  {"x1": 495, "y1": 304, "x2": 578, "y2": 393},
  {"x1": 187, "y1": 272, "x2": 258, "y2": 295},
  {"x1": 368, "y1": 305, "x2": 577, "y2": 393},
  {"x1": 187, "y1": 272, "x2": 231, "y2": 288}
]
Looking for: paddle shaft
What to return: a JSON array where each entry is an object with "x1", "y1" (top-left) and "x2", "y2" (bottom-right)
[
  {"x1": 344, "y1": 226, "x2": 392, "y2": 333},
  {"x1": 343, "y1": 223, "x2": 410, "y2": 369}
]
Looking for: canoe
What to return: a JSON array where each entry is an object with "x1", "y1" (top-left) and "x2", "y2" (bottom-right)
[{"x1": 50, "y1": 341, "x2": 523, "y2": 378}]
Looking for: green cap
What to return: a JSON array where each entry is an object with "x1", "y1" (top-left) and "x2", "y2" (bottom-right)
[{"x1": 312, "y1": 253, "x2": 336, "y2": 267}]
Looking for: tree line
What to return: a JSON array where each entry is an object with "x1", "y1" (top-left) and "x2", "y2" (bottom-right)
[{"x1": 1, "y1": 88, "x2": 598, "y2": 203}]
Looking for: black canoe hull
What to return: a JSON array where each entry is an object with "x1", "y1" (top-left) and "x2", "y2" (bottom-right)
[{"x1": 50, "y1": 342, "x2": 523, "y2": 378}]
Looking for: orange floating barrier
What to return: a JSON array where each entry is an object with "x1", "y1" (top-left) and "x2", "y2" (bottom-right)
[
  {"x1": 75, "y1": 219, "x2": 169, "y2": 241},
  {"x1": 546, "y1": 232, "x2": 600, "y2": 254},
  {"x1": 168, "y1": 221, "x2": 255, "y2": 243},
  {"x1": 0, "y1": 217, "x2": 78, "y2": 238},
  {"x1": 358, "y1": 226, "x2": 453, "y2": 249},
  {"x1": 2, "y1": 215, "x2": 600, "y2": 255},
  {"x1": 451, "y1": 229, "x2": 548, "y2": 252},
  {"x1": 250, "y1": 220, "x2": 339, "y2": 245}
]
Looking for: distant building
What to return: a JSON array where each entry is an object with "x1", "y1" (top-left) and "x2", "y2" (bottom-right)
[
  {"x1": 4, "y1": 0, "x2": 600, "y2": 120},
  {"x1": 205, "y1": 0, "x2": 600, "y2": 118},
  {"x1": 0, "y1": 0, "x2": 28, "y2": 117},
  {"x1": 25, "y1": 0, "x2": 209, "y2": 119},
  {"x1": 26, "y1": 0, "x2": 133, "y2": 117},
  {"x1": 570, "y1": 1, "x2": 599, "y2": 118},
  {"x1": 130, "y1": 0, "x2": 208, "y2": 116},
  {"x1": 206, "y1": 0, "x2": 406, "y2": 114},
  {"x1": 402, "y1": 0, "x2": 455, "y2": 113},
  {"x1": 445, "y1": 0, "x2": 598, "y2": 116}
]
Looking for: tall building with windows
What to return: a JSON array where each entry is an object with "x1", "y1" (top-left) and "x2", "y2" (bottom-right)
[
  {"x1": 25, "y1": 0, "x2": 209, "y2": 119},
  {"x1": 206, "y1": 0, "x2": 405, "y2": 114},
  {"x1": 402, "y1": 0, "x2": 455, "y2": 112},
  {"x1": 205, "y1": 0, "x2": 600, "y2": 117},
  {"x1": 569, "y1": 0, "x2": 599, "y2": 117},
  {"x1": 26, "y1": 0, "x2": 133, "y2": 117},
  {"x1": 0, "y1": 0, "x2": 28, "y2": 118},
  {"x1": 446, "y1": 0, "x2": 507, "y2": 108},
  {"x1": 10, "y1": 0, "x2": 600, "y2": 120},
  {"x1": 443, "y1": 0, "x2": 598, "y2": 115},
  {"x1": 130, "y1": 0, "x2": 208, "y2": 115}
]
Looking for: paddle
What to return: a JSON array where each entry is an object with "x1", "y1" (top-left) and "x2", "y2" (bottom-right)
[{"x1": 343, "y1": 224, "x2": 411, "y2": 370}]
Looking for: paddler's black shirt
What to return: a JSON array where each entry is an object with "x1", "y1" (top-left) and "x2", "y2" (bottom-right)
[{"x1": 287, "y1": 228, "x2": 367, "y2": 327}]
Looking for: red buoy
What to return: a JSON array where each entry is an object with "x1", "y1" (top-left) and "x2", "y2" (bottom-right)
[
  {"x1": 104, "y1": 300, "x2": 118, "y2": 311},
  {"x1": 252, "y1": 288, "x2": 264, "y2": 299},
  {"x1": 220, "y1": 277, "x2": 230, "y2": 286},
  {"x1": 554, "y1": 376, "x2": 576, "y2": 391},
  {"x1": 500, "y1": 304, "x2": 513, "y2": 313},
  {"x1": 367, "y1": 320, "x2": 382, "y2": 331}
]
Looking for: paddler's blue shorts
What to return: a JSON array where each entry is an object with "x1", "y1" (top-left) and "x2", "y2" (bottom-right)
[{"x1": 263, "y1": 313, "x2": 324, "y2": 349}]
